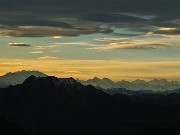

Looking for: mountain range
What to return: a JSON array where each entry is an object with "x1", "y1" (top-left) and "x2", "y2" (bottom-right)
[
  {"x1": 104, "y1": 88, "x2": 180, "y2": 95},
  {"x1": 1, "y1": 70, "x2": 180, "y2": 91},
  {"x1": 1, "y1": 70, "x2": 180, "y2": 92},
  {"x1": 79, "y1": 77, "x2": 180, "y2": 91},
  {"x1": 0, "y1": 75, "x2": 180, "y2": 135},
  {"x1": 0, "y1": 75, "x2": 110, "y2": 134}
]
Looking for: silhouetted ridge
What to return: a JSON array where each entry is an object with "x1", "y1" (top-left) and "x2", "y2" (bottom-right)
[
  {"x1": 79, "y1": 77, "x2": 180, "y2": 91},
  {"x1": 0, "y1": 75, "x2": 110, "y2": 135},
  {"x1": 22, "y1": 75, "x2": 81, "y2": 90},
  {"x1": 23, "y1": 75, "x2": 37, "y2": 83},
  {"x1": 0, "y1": 70, "x2": 47, "y2": 88},
  {"x1": 0, "y1": 75, "x2": 180, "y2": 135}
]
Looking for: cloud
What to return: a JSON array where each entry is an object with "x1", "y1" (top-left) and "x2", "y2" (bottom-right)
[
  {"x1": 54, "y1": 42, "x2": 98, "y2": 47},
  {"x1": 89, "y1": 41, "x2": 167, "y2": 50},
  {"x1": 151, "y1": 28, "x2": 180, "y2": 35},
  {"x1": 0, "y1": 15, "x2": 73, "y2": 28},
  {"x1": 37, "y1": 56, "x2": 58, "y2": 60},
  {"x1": 51, "y1": 50, "x2": 62, "y2": 53},
  {"x1": 95, "y1": 37, "x2": 128, "y2": 42},
  {"x1": 0, "y1": 0, "x2": 179, "y2": 38},
  {"x1": 29, "y1": 51, "x2": 44, "y2": 54},
  {"x1": 0, "y1": 25, "x2": 112, "y2": 37},
  {"x1": 119, "y1": 13, "x2": 157, "y2": 20},
  {"x1": 8, "y1": 43, "x2": 32, "y2": 47},
  {"x1": 81, "y1": 12, "x2": 148, "y2": 23},
  {"x1": 0, "y1": 62, "x2": 29, "y2": 67},
  {"x1": 49, "y1": 34, "x2": 180, "y2": 51},
  {"x1": 33, "y1": 45, "x2": 58, "y2": 50},
  {"x1": 52, "y1": 36, "x2": 65, "y2": 38},
  {"x1": 64, "y1": 71, "x2": 81, "y2": 74}
]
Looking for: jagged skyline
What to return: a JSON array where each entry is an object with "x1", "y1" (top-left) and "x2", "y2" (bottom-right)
[
  {"x1": 1, "y1": 60, "x2": 180, "y2": 81},
  {"x1": 1, "y1": 70, "x2": 180, "y2": 82},
  {"x1": 1, "y1": 70, "x2": 180, "y2": 91}
]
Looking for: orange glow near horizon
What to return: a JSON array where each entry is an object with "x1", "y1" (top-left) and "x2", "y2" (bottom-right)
[{"x1": 1, "y1": 58, "x2": 180, "y2": 81}]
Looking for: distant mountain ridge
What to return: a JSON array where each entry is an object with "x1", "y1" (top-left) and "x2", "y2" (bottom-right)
[
  {"x1": 0, "y1": 70, "x2": 47, "y2": 88},
  {"x1": 1, "y1": 70, "x2": 180, "y2": 91},
  {"x1": 103, "y1": 88, "x2": 180, "y2": 95},
  {"x1": 104, "y1": 88, "x2": 155, "y2": 95},
  {"x1": 79, "y1": 77, "x2": 180, "y2": 91}
]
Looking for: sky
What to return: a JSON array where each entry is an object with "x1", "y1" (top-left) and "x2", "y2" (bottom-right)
[{"x1": 0, "y1": 0, "x2": 180, "y2": 81}]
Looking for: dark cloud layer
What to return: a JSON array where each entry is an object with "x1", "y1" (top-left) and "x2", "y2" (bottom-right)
[
  {"x1": 1, "y1": 25, "x2": 112, "y2": 37},
  {"x1": 0, "y1": 0, "x2": 179, "y2": 17},
  {"x1": 81, "y1": 13, "x2": 148, "y2": 23},
  {"x1": 0, "y1": 15, "x2": 73, "y2": 28},
  {"x1": 0, "y1": 0, "x2": 179, "y2": 37}
]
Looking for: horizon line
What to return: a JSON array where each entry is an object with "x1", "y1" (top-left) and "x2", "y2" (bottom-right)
[{"x1": 1, "y1": 70, "x2": 180, "y2": 83}]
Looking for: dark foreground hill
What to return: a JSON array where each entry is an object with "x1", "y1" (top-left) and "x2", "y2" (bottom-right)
[
  {"x1": 0, "y1": 76, "x2": 180, "y2": 135},
  {"x1": 0, "y1": 115, "x2": 26, "y2": 135}
]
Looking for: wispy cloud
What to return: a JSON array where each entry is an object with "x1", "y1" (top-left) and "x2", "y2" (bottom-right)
[
  {"x1": 118, "y1": 12, "x2": 157, "y2": 20},
  {"x1": 37, "y1": 56, "x2": 58, "y2": 60},
  {"x1": 0, "y1": 25, "x2": 112, "y2": 38},
  {"x1": 151, "y1": 27, "x2": 180, "y2": 35},
  {"x1": 8, "y1": 43, "x2": 32, "y2": 47},
  {"x1": 0, "y1": 62, "x2": 29, "y2": 67},
  {"x1": 33, "y1": 45, "x2": 58, "y2": 50},
  {"x1": 89, "y1": 41, "x2": 166, "y2": 50},
  {"x1": 29, "y1": 51, "x2": 44, "y2": 54},
  {"x1": 48, "y1": 34, "x2": 180, "y2": 51},
  {"x1": 64, "y1": 71, "x2": 81, "y2": 74},
  {"x1": 94, "y1": 37, "x2": 128, "y2": 42},
  {"x1": 54, "y1": 42, "x2": 98, "y2": 47},
  {"x1": 50, "y1": 50, "x2": 62, "y2": 53}
]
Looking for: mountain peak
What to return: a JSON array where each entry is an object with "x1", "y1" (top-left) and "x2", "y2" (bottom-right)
[
  {"x1": 132, "y1": 79, "x2": 147, "y2": 84},
  {"x1": 103, "y1": 77, "x2": 112, "y2": 81},
  {"x1": 3, "y1": 70, "x2": 46, "y2": 77},
  {"x1": 80, "y1": 77, "x2": 116, "y2": 89},
  {"x1": 92, "y1": 77, "x2": 101, "y2": 80},
  {"x1": 0, "y1": 70, "x2": 47, "y2": 88},
  {"x1": 148, "y1": 78, "x2": 169, "y2": 86},
  {"x1": 22, "y1": 76, "x2": 80, "y2": 89}
]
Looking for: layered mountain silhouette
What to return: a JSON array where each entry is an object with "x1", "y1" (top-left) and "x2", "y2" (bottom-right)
[
  {"x1": 0, "y1": 75, "x2": 110, "y2": 134},
  {"x1": 104, "y1": 88, "x2": 154, "y2": 95},
  {"x1": 1, "y1": 71, "x2": 180, "y2": 91},
  {"x1": 0, "y1": 70, "x2": 47, "y2": 88},
  {"x1": 104, "y1": 88, "x2": 180, "y2": 95},
  {"x1": 79, "y1": 77, "x2": 180, "y2": 91},
  {"x1": 0, "y1": 75, "x2": 180, "y2": 134}
]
